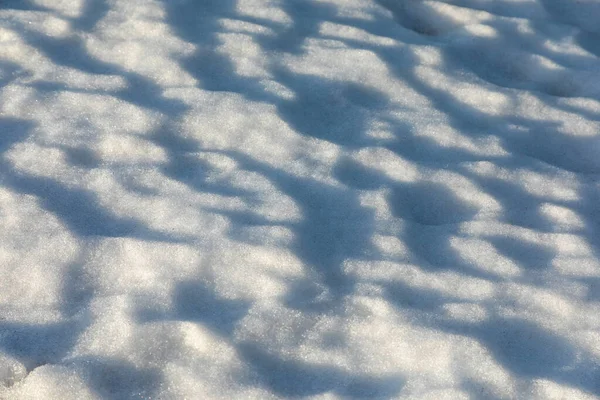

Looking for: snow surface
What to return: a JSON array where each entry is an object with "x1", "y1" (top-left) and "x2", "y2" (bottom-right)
[{"x1": 1, "y1": 0, "x2": 600, "y2": 398}]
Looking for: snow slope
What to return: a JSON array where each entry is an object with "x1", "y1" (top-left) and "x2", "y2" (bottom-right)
[{"x1": 1, "y1": 0, "x2": 600, "y2": 398}]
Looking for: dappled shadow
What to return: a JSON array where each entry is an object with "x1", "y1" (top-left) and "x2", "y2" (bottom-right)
[
  {"x1": 0, "y1": 0, "x2": 49, "y2": 11},
  {"x1": 333, "y1": 156, "x2": 387, "y2": 190},
  {"x1": 489, "y1": 235, "x2": 555, "y2": 271},
  {"x1": 389, "y1": 181, "x2": 479, "y2": 226},
  {"x1": 68, "y1": 356, "x2": 163, "y2": 400},
  {"x1": 262, "y1": 1, "x2": 337, "y2": 54},
  {"x1": 275, "y1": 71, "x2": 387, "y2": 148},
  {"x1": 431, "y1": 315, "x2": 600, "y2": 395},
  {"x1": 240, "y1": 343, "x2": 405, "y2": 398},
  {"x1": 161, "y1": 0, "x2": 275, "y2": 102},
  {"x1": 138, "y1": 280, "x2": 251, "y2": 338},
  {"x1": 1, "y1": 0, "x2": 600, "y2": 397},
  {"x1": 72, "y1": 0, "x2": 110, "y2": 32},
  {"x1": 3, "y1": 171, "x2": 182, "y2": 240},
  {"x1": 0, "y1": 118, "x2": 33, "y2": 152},
  {"x1": 577, "y1": 31, "x2": 600, "y2": 59},
  {"x1": 204, "y1": 149, "x2": 375, "y2": 298},
  {"x1": 375, "y1": 0, "x2": 458, "y2": 37},
  {"x1": 172, "y1": 281, "x2": 250, "y2": 336},
  {"x1": 0, "y1": 320, "x2": 81, "y2": 371},
  {"x1": 150, "y1": 126, "x2": 254, "y2": 198},
  {"x1": 20, "y1": 29, "x2": 115, "y2": 76}
]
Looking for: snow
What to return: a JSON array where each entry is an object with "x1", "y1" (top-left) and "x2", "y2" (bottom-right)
[{"x1": 1, "y1": 0, "x2": 600, "y2": 398}]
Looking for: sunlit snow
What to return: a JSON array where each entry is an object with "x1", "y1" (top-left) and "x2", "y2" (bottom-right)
[{"x1": 1, "y1": 0, "x2": 600, "y2": 399}]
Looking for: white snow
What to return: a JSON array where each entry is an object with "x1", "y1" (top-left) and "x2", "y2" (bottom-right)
[{"x1": 1, "y1": 0, "x2": 600, "y2": 398}]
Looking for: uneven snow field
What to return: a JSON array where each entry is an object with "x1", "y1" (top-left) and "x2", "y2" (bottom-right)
[{"x1": 1, "y1": 0, "x2": 600, "y2": 398}]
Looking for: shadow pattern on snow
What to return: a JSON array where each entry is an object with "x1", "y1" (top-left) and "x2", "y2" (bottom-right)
[{"x1": 1, "y1": 0, "x2": 600, "y2": 398}]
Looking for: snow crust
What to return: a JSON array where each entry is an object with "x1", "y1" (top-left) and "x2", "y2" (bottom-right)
[{"x1": 1, "y1": 0, "x2": 600, "y2": 398}]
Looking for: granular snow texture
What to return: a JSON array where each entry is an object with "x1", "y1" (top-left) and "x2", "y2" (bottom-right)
[{"x1": 1, "y1": 0, "x2": 600, "y2": 399}]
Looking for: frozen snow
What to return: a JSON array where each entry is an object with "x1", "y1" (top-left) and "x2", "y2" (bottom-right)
[{"x1": 1, "y1": 0, "x2": 600, "y2": 398}]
